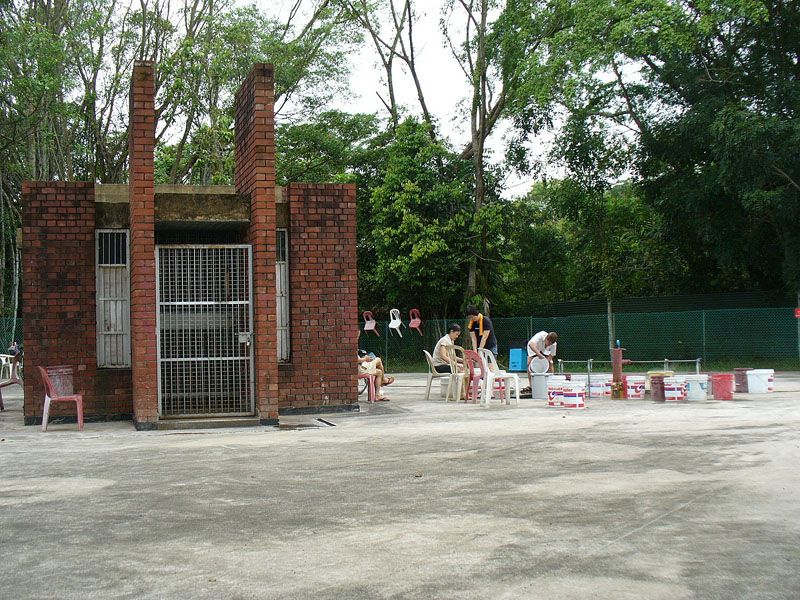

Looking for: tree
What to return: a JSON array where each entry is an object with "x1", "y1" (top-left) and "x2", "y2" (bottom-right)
[{"x1": 364, "y1": 118, "x2": 473, "y2": 316}]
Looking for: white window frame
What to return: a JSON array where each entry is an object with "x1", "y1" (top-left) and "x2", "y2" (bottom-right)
[
  {"x1": 276, "y1": 228, "x2": 291, "y2": 362},
  {"x1": 96, "y1": 229, "x2": 131, "y2": 368}
]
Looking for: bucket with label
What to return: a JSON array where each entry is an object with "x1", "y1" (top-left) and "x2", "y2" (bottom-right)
[
  {"x1": 685, "y1": 374, "x2": 709, "y2": 401},
  {"x1": 589, "y1": 374, "x2": 610, "y2": 398},
  {"x1": 664, "y1": 377, "x2": 686, "y2": 402},
  {"x1": 711, "y1": 373, "x2": 734, "y2": 400},
  {"x1": 562, "y1": 382, "x2": 586, "y2": 409},
  {"x1": 746, "y1": 369, "x2": 774, "y2": 393},
  {"x1": 625, "y1": 375, "x2": 646, "y2": 399},
  {"x1": 546, "y1": 383, "x2": 563, "y2": 407}
]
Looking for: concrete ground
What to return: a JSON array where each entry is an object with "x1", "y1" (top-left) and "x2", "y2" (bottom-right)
[{"x1": 1, "y1": 373, "x2": 799, "y2": 599}]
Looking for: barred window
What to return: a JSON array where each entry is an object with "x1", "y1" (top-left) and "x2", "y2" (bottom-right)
[
  {"x1": 96, "y1": 230, "x2": 131, "y2": 367},
  {"x1": 276, "y1": 229, "x2": 290, "y2": 362}
]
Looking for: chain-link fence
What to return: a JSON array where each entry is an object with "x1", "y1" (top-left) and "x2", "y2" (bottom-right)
[
  {"x1": 0, "y1": 318, "x2": 22, "y2": 353},
  {"x1": 359, "y1": 308, "x2": 800, "y2": 372}
]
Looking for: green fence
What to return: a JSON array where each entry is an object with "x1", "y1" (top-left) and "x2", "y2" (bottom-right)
[
  {"x1": 358, "y1": 308, "x2": 800, "y2": 372},
  {"x1": 0, "y1": 318, "x2": 22, "y2": 353}
]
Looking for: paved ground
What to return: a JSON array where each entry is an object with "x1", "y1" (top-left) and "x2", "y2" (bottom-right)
[{"x1": 1, "y1": 373, "x2": 799, "y2": 599}]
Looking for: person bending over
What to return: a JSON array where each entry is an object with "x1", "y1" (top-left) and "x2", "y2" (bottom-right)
[
  {"x1": 466, "y1": 305, "x2": 497, "y2": 355},
  {"x1": 527, "y1": 331, "x2": 558, "y2": 374}
]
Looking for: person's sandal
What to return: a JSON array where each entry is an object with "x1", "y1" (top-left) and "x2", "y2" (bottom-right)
[
  {"x1": 376, "y1": 395, "x2": 391, "y2": 401},
  {"x1": 384, "y1": 376, "x2": 395, "y2": 386}
]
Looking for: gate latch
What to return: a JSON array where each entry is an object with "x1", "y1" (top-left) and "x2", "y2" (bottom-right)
[{"x1": 238, "y1": 332, "x2": 252, "y2": 346}]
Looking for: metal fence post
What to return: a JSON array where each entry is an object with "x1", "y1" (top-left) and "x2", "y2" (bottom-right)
[{"x1": 702, "y1": 310, "x2": 707, "y2": 364}]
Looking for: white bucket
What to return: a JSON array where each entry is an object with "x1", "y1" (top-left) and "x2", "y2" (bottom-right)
[
  {"x1": 685, "y1": 374, "x2": 709, "y2": 401},
  {"x1": 562, "y1": 382, "x2": 586, "y2": 409},
  {"x1": 746, "y1": 369, "x2": 774, "y2": 393},
  {"x1": 439, "y1": 378, "x2": 449, "y2": 398},
  {"x1": 545, "y1": 375, "x2": 568, "y2": 406},
  {"x1": 664, "y1": 377, "x2": 686, "y2": 402},
  {"x1": 530, "y1": 356, "x2": 549, "y2": 374},
  {"x1": 625, "y1": 375, "x2": 646, "y2": 399},
  {"x1": 589, "y1": 374, "x2": 611, "y2": 398}
]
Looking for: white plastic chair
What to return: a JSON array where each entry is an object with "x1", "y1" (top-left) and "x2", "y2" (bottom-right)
[
  {"x1": 423, "y1": 351, "x2": 454, "y2": 401},
  {"x1": 479, "y1": 348, "x2": 520, "y2": 406},
  {"x1": 388, "y1": 308, "x2": 404, "y2": 337},
  {"x1": 0, "y1": 354, "x2": 12, "y2": 380},
  {"x1": 444, "y1": 345, "x2": 467, "y2": 402},
  {"x1": 0, "y1": 353, "x2": 23, "y2": 411}
]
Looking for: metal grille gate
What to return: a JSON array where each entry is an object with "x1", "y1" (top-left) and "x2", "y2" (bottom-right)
[{"x1": 156, "y1": 245, "x2": 254, "y2": 417}]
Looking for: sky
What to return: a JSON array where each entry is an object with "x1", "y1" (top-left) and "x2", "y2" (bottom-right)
[{"x1": 271, "y1": 0, "x2": 552, "y2": 198}]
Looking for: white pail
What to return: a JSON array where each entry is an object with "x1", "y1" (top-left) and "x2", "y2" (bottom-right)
[
  {"x1": 746, "y1": 369, "x2": 774, "y2": 393},
  {"x1": 625, "y1": 376, "x2": 646, "y2": 399},
  {"x1": 589, "y1": 374, "x2": 611, "y2": 398},
  {"x1": 664, "y1": 377, "x2": 686, "y2": 402},
  {"x1": 685, "y1": 374, "x2": 709, "y2": 401},
  {"x1": 562, "y1": 382, "x2": 586, "y2": 409}
]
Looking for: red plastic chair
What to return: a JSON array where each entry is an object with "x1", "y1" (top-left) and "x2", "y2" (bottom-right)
[
  {"x1": 463, "y1": 350, "x2": 486, "y2": 404},
  {"x1": 38, "y1": 365, "x2": 84, "y2": 431},
  {"x1": 0, "y1": 353, "x2": 23, "y2": 411},
  {"x1": 358, "y1": 372, "x2": 377, "y2": 402},
  {"x1": 362, "y1": 311, "x2": 380, "y2": 336},
  {"x1": 409, "y1": 308, "x2": 423, "y2": 335}
]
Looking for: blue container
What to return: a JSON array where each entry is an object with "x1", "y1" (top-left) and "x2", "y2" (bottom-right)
[{"x1": 509, "y1": 348, "x2": 524, "y2": 371}]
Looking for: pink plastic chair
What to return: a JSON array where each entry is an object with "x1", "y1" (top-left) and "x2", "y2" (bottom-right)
[
  {"x1": 463, "y1": 350, "x2": 486, "y2": 404},
  {"x1": 0, "y1": 353, "x2": 23, "y2": 411},
  {"x1": 409, "y1": 308, "x2": 423, "y2": 335},
  {"x1": 362, "y1": 311, "x2": 380, "y2": 336},
  {"x1": 38, "y1": 365, "x2": 84, "y2": 431},
  {"x1": 358, "y1": 372, "x2": 377, "y2": 403}
]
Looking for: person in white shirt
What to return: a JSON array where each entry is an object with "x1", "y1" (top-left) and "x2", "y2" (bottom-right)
[
  {"x1": 432, "y1": 324, "x2": 462, "y2": 372},
  {"x1": 528, "y1": 331, "x2": 558, "y2": 376}
]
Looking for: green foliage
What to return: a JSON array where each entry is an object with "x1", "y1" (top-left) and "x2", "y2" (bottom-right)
[{"x1": 363, "y1": 119, "x2": 473, "y2": 316}]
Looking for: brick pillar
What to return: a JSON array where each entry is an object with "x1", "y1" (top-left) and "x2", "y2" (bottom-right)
[
  {"x1": 235, "y1": 63, "x2": 278, "y2": 424},
  {"x1": 278, "y1": 184, "x2": 359, "y2": 412},
  {"x1": 128, "y1": 61, "x2": 158, "y2": 429},
  {"x1": 21, "y1": 182, "x2": 98, "y2": 424}
]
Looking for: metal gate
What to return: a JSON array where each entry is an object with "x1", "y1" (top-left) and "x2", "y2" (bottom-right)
[{"x1": 156, "y1": 245, "x2": 254, "y2": 417}]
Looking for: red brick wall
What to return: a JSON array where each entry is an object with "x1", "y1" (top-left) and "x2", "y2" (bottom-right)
[
  {"x1": 235, "y1": 63, "x2": 279, "y2": 424},
  {"x1": 278, "y1": 183, "x2": 359, "y2": 412},
  {"x1": 21, "y1": 182, "x2": 133, "y2": 423},
  {"x1": 128, "y1": 61, "x2": 158, "y2": 428}
]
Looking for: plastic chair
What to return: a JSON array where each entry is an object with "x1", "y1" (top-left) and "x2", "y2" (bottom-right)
[
  {"x1": 445, "y1": 346, "x2": 467, "y2": 402},
  {"x1": 388, "y1": 308, "x2": 404, "y2": 337},
  {"x1": 409, "y1": 308, "x2": 423, "y2": 336},
  {"x1": 423, "y1": 350, "x2": 454, "y2": 401},
  {"x1": 0, "y1": 354, "x2": 12, "y2": 380},
  {"x1": 38, "y1": 365, "x2": 84, "y2": 431},
  {"x1": 0, "y1": 353, "x2": 24, "y2": 411},
  {"x1": 358, "y1": 372, "x2": 377, "y2": 403},
  {"x1": 362, "y1": 311, "x2": 380, "y2": 336},
  {"x1": 463, "y1": 350, "x2": 486, "y2": 403},
  {"x1": 479, "y1": 348, "x2": 520, "y2": 406}
]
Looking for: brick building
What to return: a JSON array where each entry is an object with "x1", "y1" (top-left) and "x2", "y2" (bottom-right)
[{"x1": 22, "y1": 62, "x2": 359, "y2": 429}]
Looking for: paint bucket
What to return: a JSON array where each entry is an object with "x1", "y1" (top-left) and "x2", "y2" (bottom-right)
[
  {"x1": 530, "y1": 356, "x2": 549, "y2": 374},
  {"x1": 734, "y1": 368, "x2": 753, "y2": 393},
  {"x1": 561, "y1": 382, "x2": 586, "y2": 409},
  {"x1": 532, "y1": 374, "x2": 548, "y2": 399},
  {"x1": 589, "y1": 374, "x2": 611, "y2": 398},
  {"x1": 651, "y1": 375, "x2": 666, "y2": 401},
  {"x1": 746, "y1": 369, "x2": 774, "y2": 393},
  {"x1": 685, "y1": 374, "x2": 709, "y2": 401},
  {"x1": 440, "y1": 378, "x2": 449, "y2": 398},
  {"x1": 546, "y1": 384, "x2": 563, "y2": 407},
  {"x1": 711, "y1": 373, "x2": 734, "y2": 400},
  {"x1": 625, "y1": 375, "x2": 646, "y2": 399},
  {"x1": 664, "y1": 377, "x2": 686, "y2": 402},
  {"x1": 646, "y1": 370, "x2": 674, "y2": 391}
]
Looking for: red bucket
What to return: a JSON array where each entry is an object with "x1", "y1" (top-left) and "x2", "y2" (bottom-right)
[
  {"x1": 734, "y1": 368, "x2": 753, "y2": 393},
  {"x1": 712, "y1": 373, "x2": 735, "y2": 400},
  {"x1": 651, "y1": 375, "x2": 666, "y2": 402}
]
